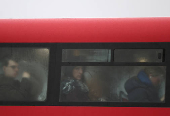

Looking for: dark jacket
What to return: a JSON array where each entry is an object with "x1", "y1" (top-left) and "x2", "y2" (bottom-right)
[
  {"x1": 60, "y1": 77, "x2": 89, "y2": 102},
  {"x1": 124, "y1": 71, "x2": 160, "y2": 102},
  {"x1": 0, "y1": 74, "x2": 40, "y2": 101}
]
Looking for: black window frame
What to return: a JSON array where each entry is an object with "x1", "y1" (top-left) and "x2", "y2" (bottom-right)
[{"x1": 0, "y1": 42, "x2": 169, "y2": 107}]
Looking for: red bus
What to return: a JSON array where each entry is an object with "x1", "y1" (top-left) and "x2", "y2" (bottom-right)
[{"x1": 0, "y1": 18, "x2": 170, "y2": 116}]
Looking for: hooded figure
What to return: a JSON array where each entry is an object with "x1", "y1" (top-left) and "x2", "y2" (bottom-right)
[
  {"x1": 124, "y1": 67, "x2": 165, "y2": 102},
  {"x1": 60, "y1": 66, "x2": 89, "y2": 102}
]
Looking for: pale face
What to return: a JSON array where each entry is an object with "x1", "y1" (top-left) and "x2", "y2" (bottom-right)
[
  {"x1": 3, "y1": 60, "x2": 19, "y2": 78},
  {"x1": 72, "y1": 66, "x2": 83, "y2": 80},
  {"x1": 149, "y1": 74, "x2": 162, "y2": 86}
]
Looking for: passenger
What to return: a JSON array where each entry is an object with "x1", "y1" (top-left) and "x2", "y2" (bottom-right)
[
  {"x1": 0, "y1": 57, "x2": 41, "y2": 101},
  {"x1": 124, "y1": 67, "x2": 165, "y2": 102},
  {"x1": 60, "y1": 66, "x2": 89, "y2": 102}
]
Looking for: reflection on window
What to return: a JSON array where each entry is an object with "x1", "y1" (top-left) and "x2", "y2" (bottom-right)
[
  {"x1": 62, "y1": 49, "x2": 111, "y2": 62},
  {"x1": 60, "y1": 66, "x2": 166, "y2": 102},
  {"x1": 114, "y1": 49, "x2": 163, "y2": 62},
  {"x1": 0, "y1": 48, "x2": 49, "y2": 101}
]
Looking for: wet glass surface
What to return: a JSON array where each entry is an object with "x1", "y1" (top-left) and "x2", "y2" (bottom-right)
[
  {"x1": 60, "y1": 66, "x2": 166, "y2": 102},
  {"x1": 114, "y1": 49, "x2": 163, "y2": 62},
  {"x1": 0, "y1": 48, "x2": 49, "y2": 101},
  {"x1": 62, "y1": 49, "x2": 111, "y2": 62}
]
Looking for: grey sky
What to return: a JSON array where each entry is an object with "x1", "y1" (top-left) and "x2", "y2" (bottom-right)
[{"x1": 0, "y1": 0, "x2": 170, "y2": 19}]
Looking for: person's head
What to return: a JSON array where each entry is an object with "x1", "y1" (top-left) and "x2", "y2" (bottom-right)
[
  {"x1": 2, "y1": 57, "x2": 19, "y2": 78},
  {"x1": 65, "y1": 66, "x2": 85, "y2": 80},
  {"x1": 144, "y1": 66, "x2": 165, "y2": 86},
  {"x1": 72, "y1": 66, "x2": 84, "y2": 80}
]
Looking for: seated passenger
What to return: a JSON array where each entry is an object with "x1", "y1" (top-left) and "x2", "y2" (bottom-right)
[
  {"x1": 124, "y1": 67, "x2": 165, "y2": 102},
  {"x1": 0, "y1": 57, "x2": 42, "y2": 101},
  {"x1": 60, "y1": 66, "x2": 89, "y2": 102}
]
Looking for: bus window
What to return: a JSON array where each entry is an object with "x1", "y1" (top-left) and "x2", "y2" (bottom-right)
[
  {"x1": 60, "y1": 66, "x2": 166, "y2": 103},
  {"x1": 114, "y1": 49, "x2": 164, "y2": 62},
  {"x1": 62, "y1": 49, "x2": 111, "y2": 62},
  {"x1": 0, "y1": 48, "x2": 49, "y2": 101}
]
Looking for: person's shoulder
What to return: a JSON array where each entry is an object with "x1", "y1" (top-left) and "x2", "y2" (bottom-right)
[
  {"x1": 0, "y1": 74, "x2": 10, "y2": 83},
  {"x1": 125, "y1": 76, "x2": 147, "y2": 86},
  {"x1": 0, "y1": 74, "x2": 4, "y2": 79},
  {"x1": 125, "y1": 76, "x2": 147, "y2": 93},
  {"x1": 60, "y1": 77, "x2": 76, "y2": 94},
  {"x1": 0, "y1": 75, "x2": 5, "y2": 85},
  {"x1": 62, "y1": 77, "x2": 75, "y2": 85},
  {"x1": 125, "y1": 76, "x2": 138, "y2": 86}
]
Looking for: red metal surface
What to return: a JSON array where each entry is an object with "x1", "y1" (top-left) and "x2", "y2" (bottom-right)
[
  {"x1": 0, "y1": 18, "x2": 170, "y2": 43},
  {"x1": 0, "y1": 106, "x2": 170, "y2": 116},
  {"x1": 0, "y1": 18, "x2": 170, "y2": 116}
]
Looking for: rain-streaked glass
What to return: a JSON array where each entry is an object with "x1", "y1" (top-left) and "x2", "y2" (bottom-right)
[
  {"x1": 114, "y1": 49, "x2": 163, "y2": 62},
  {"x1": 0, "y1": 48, "x2": 49, "y2": 101},
  {"x1": 60, "y1": 66, "x2": 166, "y2": 103},
  {"x1": 62, "y1": 49, "x2": 111, "y2": 62}
]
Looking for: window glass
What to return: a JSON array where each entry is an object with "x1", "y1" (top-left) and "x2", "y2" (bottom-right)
[
  {"x1": 114, "y1": 49, "x2": 163, "y2": 62},
  {"x1": 0, "y1": 48, "x2": 49, "y2": 101},
  {"x1": 60, "y1": 66, "x2": 166, "y2": 102},
  {"x1": 62, "y1": 49, "x2": 111, "y2": 62}
]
